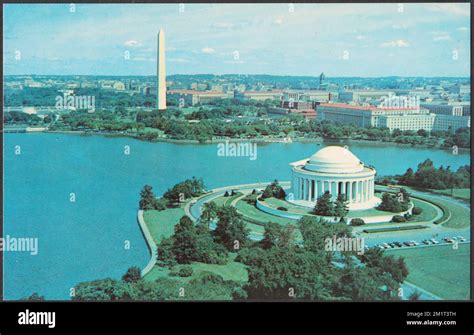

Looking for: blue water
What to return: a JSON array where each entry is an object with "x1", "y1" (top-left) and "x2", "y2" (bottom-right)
[{"x1": 3, "y1": 133, "x2": 470, "y2": 300}]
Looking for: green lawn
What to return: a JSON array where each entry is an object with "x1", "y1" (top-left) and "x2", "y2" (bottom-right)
[
  {"x1": 263, "y1": 197, "x2": 312, "y2": 215},
  {"x1": 431, "y1": 188, "x2": 470, "y2": 200},
  {"x1": 211, "y1": 193, "x2": 242, "y2": 207},
  {"x1": 235, "y1": 199, "x2": 295, "y2": 225},
  {"x1": 144, "y1": 208, "x2": 185, "y2": 244},
  {"x1": 441, "y1": 201, "x2": 470, "y2": 228},
  {"x1": 411, "y1": 195, "x2": 470, "y2": 228},
  {"x1": 385, "y1": 244, "x2": 470, "y2": 300},
  {"x1": 410, "y1": 198, "x2": 439, "y2": 222},
  {"x1": 144, "y1": 253, "x2": 248, "y2": 283}
]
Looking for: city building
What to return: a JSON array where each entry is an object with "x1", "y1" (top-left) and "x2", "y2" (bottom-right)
[
  {"x1": 283, "y1": 90, "x2": 334, "y2": 103},
  {"x1": 338, "y1": 90, "x2": 395, "y2": 103},
  {"x1": 157, "y1": 29, "x2": 166, "y2": 110},
  {"x1": 167, "y1": 90, "x2": 231, "y2": 106},
  {"x1": 432, "y1": 114, "x2": 471, "y2": 132},
  {"x1": 317, "y1": 103, "x2": 470, "y2": 132},
  {"x1": 448, "y1": 83, "x2": 470, "y2": 96},
  {"x1": 421, "y1": 102, "x2": 470, "y2": 116},
  {"x1": 234, "y1": 90, "x2": 284, "y2": 101},
  {"x1": 289, "y1": 146, "x2": 379, "y2": 210}
]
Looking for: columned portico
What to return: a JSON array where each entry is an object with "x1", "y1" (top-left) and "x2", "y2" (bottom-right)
[{"x1": 289, "y1": 146, "x2": 380, "y2": 210}]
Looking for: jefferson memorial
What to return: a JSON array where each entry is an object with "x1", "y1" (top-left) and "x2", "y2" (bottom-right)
[{"x1": 289, "y1": 146, "x2": 381, "y2": 210}]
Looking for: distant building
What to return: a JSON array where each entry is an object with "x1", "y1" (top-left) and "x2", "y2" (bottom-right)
[
  {"x1": 235, "y1": 90, "x2": 284, "y2": 101},
  {"x1": 283, "y1": 90, "x2": 334, "y2": 103},
  {"x1": 167, "y1": 90, "x2": 231, "y2": 106},
  {"x1": 268, "y1": 100, "x2": 316, "y2": 119},
  {"x1": 338, "y1": 90, "x2": 395, "y2": 103},
  {"x1": 113, "y1": 81, "x2": 125, "y2": 91},
  {"x1": 421, "y1": 102, "x2": 470, "y2": 117},
  {"x1": 432, "y1": 115, "x2": 470, "y2": 132},
  {"x1": 449, "y1": 83, "x2": 470, "y2": 96},
  {"x1": 316, "y1": 103, "x2": 470, "y2": 132}
]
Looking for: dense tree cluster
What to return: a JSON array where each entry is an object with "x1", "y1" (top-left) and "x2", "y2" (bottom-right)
[
  {"x1": 163, "y1": 177, "x2": 205, "y2": 206},
  {"x1": 377, "y1": 188, "x2": 411, "y2": 213},
  {"x1": 313, "y1": 192, "x2": 349, "y2": 220},
  {"x1": 237, "y1": 216, "x2": 408, "y2": 301},
  {"x1": 260, "y1": 180, "x2": 286, "y2": 199},
  {"x1": 158, "y1": 216, "x2": 228, "y2": 266},
  {"x1": 72, "y1": 214, "x2": 409, "y2": 301},
  {"x1": 398, "y1": 159, "x2": 470, "y2": 190},
  {"x1": 139, "y1": 185, "x2": 167, "y2": 210}
]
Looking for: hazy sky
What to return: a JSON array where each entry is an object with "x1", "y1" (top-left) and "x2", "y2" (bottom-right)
[{"x1": 3, "y1": 3, "x2": 471, "y2": 77}]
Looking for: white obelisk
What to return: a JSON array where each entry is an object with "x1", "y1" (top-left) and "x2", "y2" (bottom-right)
[{"x1": 157, "y1": 29, "x2": 166, "y2": 110}]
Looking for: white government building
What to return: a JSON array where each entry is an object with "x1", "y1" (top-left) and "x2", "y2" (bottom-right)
[{"x1": 289, "y1": 146, "x2": 381, "y2": 210}]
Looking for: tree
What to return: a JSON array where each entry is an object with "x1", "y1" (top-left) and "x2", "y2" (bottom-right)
[
  {"x1": 172, "y1": 216, "x2": 198, "y2": 264},
  {"x1": 139, "y1": 185, "x2": 157, "y2": 210},
  {"x1": 313, "y1": 191, "x2": 334, "y2": 216},
  {"x1": 261, "y1": 179, "x2": 286, "y2": 199},
  {"x1": 213, "y1": 206, "x2": 249, "y2": 251},
  {"x1": 24, "y1": 293, "x2": 45, "y2": 301},
  {"x1": 242, "y1": 246, "x2": 333, "y2": 301},
  {"x1": 122, "y1": 266, "x2": 142, "y2": 283},
  {"x1": 139, "y1": 185, "x2": 167, "y2": 210},
  {"x1": 260, "y1": 222, "x2": 295, "y2": 250},
  {"x1": 72, "y1": 279, "x2": 133, "y2": 301},
  {"x1": 298, "y1": 216, "x2": 351, "y2": 258},
  {"x1": 201, "y1": 201, "x2": 218, "y2": 228},
  {"x1": 333, "y1": 194, "x2": 349, "y2": 220},
  {"x1": 377, "y1": 192, "x2": 409, "y2": 213},
  {"x1": 157, "y1": 237, "x2": 176, "y2": 267}
]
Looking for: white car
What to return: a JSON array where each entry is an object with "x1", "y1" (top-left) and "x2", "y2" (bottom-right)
[
  {"x1": 458, "y1": 236, "x2": 466, "y2": 242},
  {"x1": 409, "y1": 240, "x2": 419, "y2": 246},
  {"x1": 382, "y1": 243, "x2": 391, "y2": 249},
  {"x1": 430, "y1": 239, "x2": 439, "y2": 244}
]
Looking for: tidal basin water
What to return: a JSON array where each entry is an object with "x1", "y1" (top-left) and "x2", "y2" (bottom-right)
[{"x1": 3, "y1": 133, "x2": 470, "y2": 299}]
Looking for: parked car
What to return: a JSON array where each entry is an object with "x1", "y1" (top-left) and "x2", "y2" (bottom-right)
[
  {"x1": 394, "y1": 242, "x2": 403, "y2": 247},
  {"x1": 422, "y1": 240, "x2": 431, "y2": 245},
  {"x1": 457, "y1": 236, "x2": 466, "y2": 242},
  {"x1": 403, "y1": 241, "x2": 412, "y2": 246},
  {"x1": 430, "y1": 239, "x2": 439, "y2": 244},
  {"x1": 443, "y1": 237, "x2": 454, "y2": 243}
]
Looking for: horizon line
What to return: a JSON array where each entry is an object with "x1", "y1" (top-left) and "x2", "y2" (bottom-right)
[{"x1": 4, "y1": 74, "x2": 471, "y2": 79}]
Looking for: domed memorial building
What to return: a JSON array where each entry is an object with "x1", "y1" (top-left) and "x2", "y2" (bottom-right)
[{"x1": 289, "y1": 146, "x2": 380, "y2": 210}]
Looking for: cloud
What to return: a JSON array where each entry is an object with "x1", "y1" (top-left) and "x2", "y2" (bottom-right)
[
  {"x1": 426, "y1": 3, "x2": 470, "y2": 16},
  {"x1": 274, "y1": 17, "x2": 284, "y2": 25},
  {"x1": 169, "y1": 58, "x2": 190, "y2": 63},
  {"x1": 211, "y1": 22, "x2": 234, "y2": 29},
  {"x1": 201, "y1": 47, "x2": 215, "y2": 54},
  {"x1": 431, "y1": 31, "x2": 451, "y2": 41},
  {"x1": 380, "y1": 39, "x2": 410, "y2": 48},
  {"x1": 124, "y1": 40, "x2": 141, "y2": 47}
]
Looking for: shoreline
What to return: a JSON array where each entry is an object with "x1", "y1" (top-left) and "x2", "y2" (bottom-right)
[
  {"x1": 136, "y1": 210, "x2": 158, "y2": 277},
  {"x1": 34, "y1": 129, "x2": 470, "y2": 152}
]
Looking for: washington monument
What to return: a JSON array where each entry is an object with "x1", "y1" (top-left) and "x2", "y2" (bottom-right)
[{"x1": 157, "y1": 29, "x2": 166, "y2": 110}]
